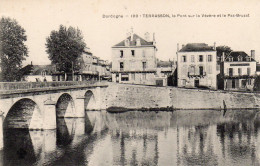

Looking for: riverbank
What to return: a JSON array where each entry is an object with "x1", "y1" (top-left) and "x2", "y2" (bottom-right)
[{"x1": 105, "y1": 83, "x2": 260, "y2": 112}]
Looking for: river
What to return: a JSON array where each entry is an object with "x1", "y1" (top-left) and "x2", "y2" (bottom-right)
[{"x1": 1, "y1": 109, "x2": 260, "y2": 166}]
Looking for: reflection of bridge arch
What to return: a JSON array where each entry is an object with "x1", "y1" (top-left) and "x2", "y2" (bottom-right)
[
  {"x1": 4, "y1": 98, "x2": 43, "y2": 130},
  {"x1": 56, "y1": 93, "x2": 75, "y2": 118},
  {"x1": 84, "y1": 90, "x2": 96, "y2": 111}
]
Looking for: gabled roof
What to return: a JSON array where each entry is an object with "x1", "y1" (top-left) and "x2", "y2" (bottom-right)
[
  {"x1": 179, "y1": 43, "x2": 215, "y2": 52},
  {"x1": 112, "y1": 34, "x2": 154, "y2": 47},
  {"x1": 225, "y1": 51, "x2": 256, "y2": 62},
  {"x1": 20, "y1": 64, "x2": 55, "y2": 76}
]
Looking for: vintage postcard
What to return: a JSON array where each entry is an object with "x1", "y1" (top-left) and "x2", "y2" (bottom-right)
[{"x1": 0, "y1": 0, "x2": 260, "y2": 165}]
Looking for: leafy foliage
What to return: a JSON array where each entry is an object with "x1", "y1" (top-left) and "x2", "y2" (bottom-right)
[
  {"x1": 46, "y1": 25, "x2": 86, "y2": 73},
  {"x1": 216, "y1": 46, "x2": 232, "y2": 58},
  {"x1": 0, "y1": 17, "x2": 28, "y2": 81}
]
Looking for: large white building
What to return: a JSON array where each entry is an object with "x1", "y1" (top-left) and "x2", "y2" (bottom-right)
[
  {"x1": 111, "y1": 31, "x2": 166, "y2": 86},
  {"x1": 177, "y1": 43, "x2": 218, "y2": 89}
]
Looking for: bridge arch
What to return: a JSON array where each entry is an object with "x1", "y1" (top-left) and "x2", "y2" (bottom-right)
[
  {"x1": 84, "y1": 90, "x2": 96, "y2": 111},
  {"x1": 56, "y1": 93, "x2": 75, "y2": 118},
  {"x1": 3, "y1": 98, "x2": 43, "y2": 130}
]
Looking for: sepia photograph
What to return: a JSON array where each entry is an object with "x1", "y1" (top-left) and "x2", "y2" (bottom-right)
[{"x1": 0, "y1": 0, "x2": 260, "y2": 165}]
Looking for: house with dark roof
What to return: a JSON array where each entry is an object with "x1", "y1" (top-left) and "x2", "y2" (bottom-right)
[
  {"x1": 20, "y1": 64, "x2": 55, "y2": 82},
  {"x1": 111, "y1": 30, "x2": 167, "y2": 86},
  {"x1": 219, "y1": 50, "x2": 257, "y2": 91},
  {"x1": 177, "y1": 43, "x2": 218, "y2": 89}
]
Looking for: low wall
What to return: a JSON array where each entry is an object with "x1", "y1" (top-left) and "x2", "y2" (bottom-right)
[{"x1": 105, "y1": 83, "x2": 260, "y2": 110}]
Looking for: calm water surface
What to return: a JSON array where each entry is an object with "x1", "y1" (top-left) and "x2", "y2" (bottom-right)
[{"x1": 1, "y1": 110, "x2": 260, "y2": 166}]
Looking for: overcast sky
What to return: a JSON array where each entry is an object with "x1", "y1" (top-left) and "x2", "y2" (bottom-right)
[{"x1": 1, "y1": 0, "x2": 260, "y2": 66}]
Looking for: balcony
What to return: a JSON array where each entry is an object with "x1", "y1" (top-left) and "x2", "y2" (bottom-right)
[
  {"x1": 188, "y1": 72, "x2": 206, "y2": 78},
  {"x1": 224, "y1": 74, "x2": 256, "y2": 79}
]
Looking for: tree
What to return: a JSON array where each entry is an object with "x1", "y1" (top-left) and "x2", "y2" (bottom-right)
[
  {"x1": 0, "y1": 17, "x2": 28, "y2": 82},
  {"x1": 46, "y1": 25, "x2": 86, "y2": 79},
  {"x1": 216, "y1": 46, "x2": 232, "y2": 59}
]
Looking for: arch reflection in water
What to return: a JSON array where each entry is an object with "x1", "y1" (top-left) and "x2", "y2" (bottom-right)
[{"x1": 3, "y1": 129, "x2": 57, "y2": 166}]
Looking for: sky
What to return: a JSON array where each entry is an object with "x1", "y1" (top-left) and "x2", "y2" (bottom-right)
[{"x1": 1, "y1": 0, "x2": 260, "y2": 66}]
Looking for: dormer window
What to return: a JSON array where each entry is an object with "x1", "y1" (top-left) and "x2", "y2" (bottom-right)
[
  {"x1": 238, "y1": 56, "x2": 243, "y2": 61},
  {"x1": 124, "y1": 39, "x2": 130, "y2": 46},
  {"x1": 41, "y1": 70, "x2": 47, "y2": 76},
  {"x1": 228, "y1": 57, "x2": 233, "y2": 62},
  {"x1": 136, "y1": 38, "x2": 141, "y2": 46},
  {"x1": 246, "y1": 56, "x2": 251, "y2": 61}
]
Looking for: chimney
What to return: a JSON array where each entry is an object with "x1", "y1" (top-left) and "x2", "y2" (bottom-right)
[
  {"x1": 153, "y1": 33, "x2": 156, "y2": 45},
  {"x1": 144, "y1": 32, "x2": 150, "y2": 41},
  {"x1": 221, "y1": 52, "x2": 225, "y2": 62},
  {"x1": 213, "y1": 42, "x2": 216, "y2": 50},
  {"x1": 182, "y1": 44, "x2": 184, "y2": 48},
  {"x1": 251, "y1": 50, "x2": 255, "y2": 60},
  {"x1": 31, "y1": 61, "x2": 33, "y2": 65},
  {"x1": 177, "y1": 43, "x2": 179, "y2": 51}
]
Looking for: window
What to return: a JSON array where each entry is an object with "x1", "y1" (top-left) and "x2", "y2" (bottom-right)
[
  {"x1": 131, "y1": 50, "x2": 135, "y2": 56},
  {"x1": 208, "y1": 55, "x2": 212, "y2": 62},
  {"x1": 131, "y1": 73, "x2": 135, "y2": 80},
  {"x1": 199, "y1": 66, "x2": 204, "y2": 75},
  {"x1": 121, "y1": 74, "x2": 129, "y2": 81},
  {"x1": 182, "y1": 56, "x2": 186, "y2": 62},
  {"x1": 238, "y1": 68, "x2": 242, "y2": 75},
  {"x1": 247, "y1": 68, "x2": 251, "y2": 75},
  {"x1": 120, "y1": 62, "x2": 124, "y2": 71},
  {"x1": 248, "y1": 79, "x2": 251, "y2": 85},
  {"x1": 232, "y1": 79, "x2": 236, "y2": 88},
  {"x1": 120, "y1": 50, "x2": 123, "y2": 58},
  {"x1": 190, "y1": 66, "x2": 195, "y2": 75},
  {"x1": 191, "y1": 55, "x2": 195, "y2": 62},
  {"x1": 199, "y1": 55, "x2": 203, "y2": 62},
  {"x1": 142, "y1": 73, "x2": 146, "y2": 80},
  {"x1": 142, "y1": 62, "x2": 147, "y2": 70},
  {"x1": 229, "y1": 68, "x2": 233, "y2": 76}
]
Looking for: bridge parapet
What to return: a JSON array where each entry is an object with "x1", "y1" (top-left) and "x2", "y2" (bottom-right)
[{"x1": 0, "y1": 81, "x2": 106, "y2": 91}]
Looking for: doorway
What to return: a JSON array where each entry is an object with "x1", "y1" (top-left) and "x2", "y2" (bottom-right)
[{"x1": 194, "y1": 79, "x2": 199, "y2": 87}]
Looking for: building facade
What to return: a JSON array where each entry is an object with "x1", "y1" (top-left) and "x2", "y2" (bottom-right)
[
  {"x1": 177, "y1": 43, "x2": 218, "y2": 89},
  {"x1": 111, "y1": 31, "x2": 165, "y2": 85},
  {"x1": 220, "y1": 50, "x2": 256, "y2": 91}
]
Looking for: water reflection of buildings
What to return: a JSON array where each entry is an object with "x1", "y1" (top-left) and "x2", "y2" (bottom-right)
[
  {"x1": 171, "y1": 110, "x2": 260, "y2": 166},
  {"x1": 216, "y1": 120, "x2": 260, "y2": 166},
  {"x1": 106, "y1": 112, "x2": 172, "y2": 166}
]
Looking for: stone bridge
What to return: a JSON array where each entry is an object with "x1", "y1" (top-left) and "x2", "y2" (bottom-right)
[{"x1": 0, "y1": 82, "x2": 108, "y2": 149}]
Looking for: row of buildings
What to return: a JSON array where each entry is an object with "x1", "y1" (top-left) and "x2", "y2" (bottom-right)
[
  {"x1": 177, "y1": 43, "x2": 257, "y2": 91},
  {"x1": 110, "y1": 30, "x2": 259, "y2": 91},
  {"x1": 20, "y1": 47, "x2": 111, "y2": 82}
]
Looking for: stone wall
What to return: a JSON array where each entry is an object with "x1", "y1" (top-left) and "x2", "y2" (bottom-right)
[{"x1": 105, "y1": 83, "x2": 260, "y2": 110}]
